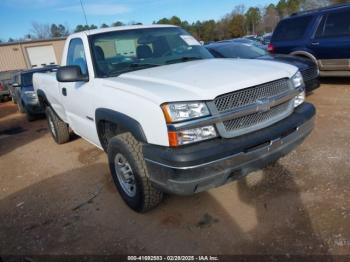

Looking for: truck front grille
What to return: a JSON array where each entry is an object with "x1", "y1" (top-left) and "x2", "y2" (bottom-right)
[
  {"x1": 222, "y1": 101, "x2": 292, "y2": 132},
  {"x1": 214, "y1": 78, "x2": 291, "y2": 113},
  {"x1": 301, "y1": 66, "x2": 318, "y2": 82},
  {"x1": 211, "y1": 78, "x2": 295, "y2": 138}
]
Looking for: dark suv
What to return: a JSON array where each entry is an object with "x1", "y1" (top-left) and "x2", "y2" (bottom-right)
[
  {"x1": 269, "y1": 4, "x2": 350, "y2": 77},
  {"x1": 12, "y1": 66, "x2": 58, "y2": 121}
]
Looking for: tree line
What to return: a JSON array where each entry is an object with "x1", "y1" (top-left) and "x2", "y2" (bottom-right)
[{"x1": 1, "y1": 0, "x2": 347, "y2": 43}]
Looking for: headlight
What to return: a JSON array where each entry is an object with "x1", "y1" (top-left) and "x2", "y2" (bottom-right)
[
  {"x1": 168, "y1": 125, "x2": 217, "y2": 147},
  {"x1": 161, "y1": 102, "x2": 210, "y2": 123},
  {"x1": 291, "y1": 71, "x2": 304, "y2": 88},
  {"x1": 24, "y1": 91, "x2": 37, "y2": 99},
  {"x1": 294, "y1": 90, "x2": 305, "y2": 108}
]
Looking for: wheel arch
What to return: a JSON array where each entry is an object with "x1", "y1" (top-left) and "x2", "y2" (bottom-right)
[
  {"x1": 95, "y1": 108, "x2": 148, "y2": 152},
  {"x1": 37, "y1": 89, "x2": 50, "y2": 108},
  {"x1": 290, "y1": 50, "x2": 318, "y2": 66}
]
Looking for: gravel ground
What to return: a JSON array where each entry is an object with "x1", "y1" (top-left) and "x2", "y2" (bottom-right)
[{"x1": 0, "y1": 79, "x2": 349, "y2": 256}]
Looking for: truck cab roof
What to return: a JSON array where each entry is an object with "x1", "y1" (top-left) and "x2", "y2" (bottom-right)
[{"x1": 70, "y1": 24, "x2": 178, "y2": 38}]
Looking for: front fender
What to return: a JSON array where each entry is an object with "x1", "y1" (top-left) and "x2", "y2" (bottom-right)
[{"x1": 95, "y1": 108, "x2": 148, "y2": 151}]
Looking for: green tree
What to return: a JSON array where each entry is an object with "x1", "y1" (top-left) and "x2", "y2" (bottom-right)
[
  {"x1": 100, "y1": 23, "x2": 109, "y2": 28},
  {"x1": 50, "y1": 24, "x2": 69, "y2": 37},
  {"x1": 156, "y1": 18, "x2": 171, "y2": 24},
  {"x1": 331, "y1": 0, "x2": 348, "y2": 3},
  {"x1": 227, "y1": 14, "x2": 246, "y2": 38},
  {"x1": 301, "y1": 0, "x2": 329, "y2": 10},
  {"x1": 277, "y1": 0, "x2": 302, "y2": 17},
  {"x1": 262, "y1": 4, "x2": 280, "y2": 32},
  {"x1": 198, "y1": 20, "x2": 218, "y2": 42},
  {"x1": 287, "y1": 0, "x2": 302, "y2": 14},
  {"x1": 245, "y1": 7, "x2": 261, "y2": 34},
  {"x1": 277, "y1": 0, "x2": 288, "y2": 17},
  {"x1": 112, "y1": 21, "x2": 124, "y2": 27},
  {"x1": 74, "y1": 24, "x2": 98, "y2": 32},
  {"x1": 169, "y1": 16, "x2": 182, "y2": 26}
]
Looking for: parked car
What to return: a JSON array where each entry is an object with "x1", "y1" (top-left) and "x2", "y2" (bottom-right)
[
  {"x1": 33, "y1": 25, "x2": 315, "y2": 212},
  {"x1": 0, "y1": 80, "x2": 10, "y2": 102},
  {"x1": 12, "y1": 66, "x2": 58, "y2": 121},
  {"x1": 222, "y1": 38, "x2": 267, "y2": 48},
  {"x1": 262, "y1": 33, "x2": 272, "y2": 45},
  {"x1": 269, "y1": 4, "x2": 350, "y2": 77},
  {"x1": 9, "y1": 73, "x2": 21, "y2": 104},
  {"x1": 205, "y1": 42, "x2": 320, "y2": 93}
]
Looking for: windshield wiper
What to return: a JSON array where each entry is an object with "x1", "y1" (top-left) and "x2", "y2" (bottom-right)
[
  {"x1": 166, "y1": 56, "x2": 203, "y2": 64},
  {"x1": 108, "y1": 63, "x2": 162, "y2": 77},
  {"x1": 128, "y1": 62, "x2": 162, "y2": 68}
]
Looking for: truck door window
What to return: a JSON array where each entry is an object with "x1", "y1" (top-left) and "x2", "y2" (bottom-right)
[
  {"x1": 272, "y1": 16, "x2": 313, "y2": 41},
  {"x1": 67, "y1": 38, "x2": 88, "y2": 75},
  {"x1": 316, "y1": 10, "x2": 350, "y2": 38}
]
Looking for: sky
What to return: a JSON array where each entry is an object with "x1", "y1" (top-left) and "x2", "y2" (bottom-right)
[{"x1": 0, "y1": 0, "x2": 278, "y2": 40}]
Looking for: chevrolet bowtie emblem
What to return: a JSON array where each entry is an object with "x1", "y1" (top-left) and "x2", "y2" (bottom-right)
[{"x1": 256, "y1": 98, "x2": 271, "y2": 112}]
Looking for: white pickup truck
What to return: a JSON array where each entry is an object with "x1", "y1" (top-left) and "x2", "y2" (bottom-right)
[{"x1": 33, "y1": 25, "x2": 316, "y2": 212}]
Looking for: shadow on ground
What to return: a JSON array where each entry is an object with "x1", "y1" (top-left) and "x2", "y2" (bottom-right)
[{"x1": 0, "y1": 161, "x2": 330, "y2": 255}]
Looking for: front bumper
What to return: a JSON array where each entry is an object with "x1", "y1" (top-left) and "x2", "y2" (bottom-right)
[
  {"x1": 24, "y1": 102, "x2": 44, "y2": 115},
  {"x1": 305, "y1": 78, "x2": 320, "y2": 93},
  {"x1": 143, "y1": 103, "x2": 316, "y2": 195}
]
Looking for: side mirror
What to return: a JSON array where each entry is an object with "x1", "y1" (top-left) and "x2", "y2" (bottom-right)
[
  {"x1": 12, "y1": 83, "x2": 19, "y2": 87},
  {"x1": 56, "y1": 66, "x2": 89, "y2": 83}
]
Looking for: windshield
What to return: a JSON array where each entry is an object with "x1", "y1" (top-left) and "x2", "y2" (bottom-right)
[
  {"x1": 89, "y1": 27, "x2": 213, "y2": 77},
  {"x1": 211, "y1": 44, "x2": 268, "y2": 59}
]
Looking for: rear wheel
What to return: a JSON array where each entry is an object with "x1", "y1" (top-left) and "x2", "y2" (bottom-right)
[
  {"x1": 108, "y1": 132, "x2": 163, "y2": 212},
  {"x1": 45, "y1": 107, "x2": 70, "y2": 144}
]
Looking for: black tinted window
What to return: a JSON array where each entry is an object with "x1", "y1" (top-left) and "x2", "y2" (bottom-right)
[
  {"x1": 273, "y1": 16, "x2": 313, "y2": 41},
  {"x1": 67, "y1": 38, "x2": 88, "y2": 75},
  {"x1": 21, "y1": 73, "x2": 34, "y2": 87},
  {"x1": 316, "y1": 10, "x2": 350, "y2": 38}
]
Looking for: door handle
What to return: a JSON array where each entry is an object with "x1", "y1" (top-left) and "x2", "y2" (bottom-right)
[
  {"x1": 311, "y1": 42, "x2": 319, "y2": 46},
  {"x1": 62, "y1": 87, "x2": 67, "y2": 96}
]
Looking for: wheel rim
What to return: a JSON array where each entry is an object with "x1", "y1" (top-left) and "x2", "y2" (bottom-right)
[
  {"x1": 114, "y1": 153, "x2": 137, "y2": 197},
  {"x1": 48, "y1": 115, "x2": 56, "y2": 138}
]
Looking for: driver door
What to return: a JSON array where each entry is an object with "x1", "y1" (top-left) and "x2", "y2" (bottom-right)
[{"x1": 60, "y1": 38, "x2": 97, "y2": 144}]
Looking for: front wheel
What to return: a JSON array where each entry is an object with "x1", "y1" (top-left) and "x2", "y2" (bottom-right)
[
  {"x1": 26, "y1": 112, "x2": 36, "y2": 122},
  {"x1": 108, "y1": 133, "x2": 163, "y2": 212}
]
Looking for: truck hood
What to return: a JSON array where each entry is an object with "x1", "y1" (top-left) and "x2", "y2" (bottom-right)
[{"x1": 104, "y1": 59, "x2": 298, "y2": 104}]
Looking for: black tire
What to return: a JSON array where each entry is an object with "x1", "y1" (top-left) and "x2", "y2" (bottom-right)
[
  {"x1": 17, "y1": 99, "x2": 26, "y2": 113},
  {"x1": 45, "y1": 107, "x2": 70, "y2": 144},
  {"x1": 26, "y1": 112, "x2": 36, "y2": 122},
  {"x1": 108, "y1": 132, "x2": 163, "y2": 212},
  {"x1": 11, "y1": 95, "x2": 17, "y2": 104}
]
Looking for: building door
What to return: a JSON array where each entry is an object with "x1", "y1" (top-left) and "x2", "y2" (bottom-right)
[{"x1": 26, "y1": 45, "x2": 57, "y2": 68}]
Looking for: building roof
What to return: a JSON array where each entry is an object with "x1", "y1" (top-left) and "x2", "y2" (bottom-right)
[{"x1": 0, "y1": 37, "x2": 66, "y2": 47}]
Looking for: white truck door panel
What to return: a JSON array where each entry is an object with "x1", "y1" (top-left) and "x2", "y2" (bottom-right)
[
  {"x1": 60, "y1": 81, "x2": 99, "y2": 144},
  {"x1": 60, "y1": 37, "x2": 100, "y2": 145}
]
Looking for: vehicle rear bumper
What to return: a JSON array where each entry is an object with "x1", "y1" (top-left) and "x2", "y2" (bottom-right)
[
  {"x1": 0, "y1": 90, "x2": 10, "y2": 97},
  {"x1": 143, "y1": 103, "x2": 315, "y2": 195}
]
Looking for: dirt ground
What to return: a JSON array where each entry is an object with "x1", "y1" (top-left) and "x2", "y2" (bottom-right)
[{"x1": 0, "y1": 79, "x2": 350, "y2": 256}]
